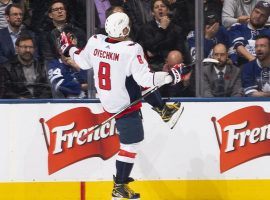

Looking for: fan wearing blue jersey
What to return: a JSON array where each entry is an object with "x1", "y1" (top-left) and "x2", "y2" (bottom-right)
[
  {"x1": 48, "y1": 26, "x2": 88, "y2": 99},
  {"x1": 47, "y1": 57, "x2": 88, "y2": 98},
  {"x1": 229, "y1": 1, "x2": 270, "y2": 66},
  {"x1": 242, "y1": 35, "x2": 270, "y2": 97},
  {"x1": 57, "y1": 12, "x2": 190, "y2": 200}
]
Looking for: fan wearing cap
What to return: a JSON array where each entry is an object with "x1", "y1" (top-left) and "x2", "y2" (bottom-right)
[
  {"x1": 251, "y1": 1, "x2": 270, "y2": 27},
  {"x1": 222, "y1": 0, "x2": 270, "y2": 29},
  {"x1": 229, "y1": 1, "x2": 270, "y2": 66},
  {"x1": 57, "y1": 12, "x2": 190, "y2": 199}
]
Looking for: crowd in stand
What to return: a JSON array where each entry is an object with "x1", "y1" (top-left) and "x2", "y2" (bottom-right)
[{"x1": 0, "y1": 0, "x2": 270, "y2": 99}]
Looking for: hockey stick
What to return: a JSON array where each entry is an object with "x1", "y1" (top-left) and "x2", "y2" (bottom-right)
[
  {"x1": 81, "y1": 85, "x2": 160, "y2": 140},
  {"x1": 80, "y1": 63, "x2": 194, "y2": 140},
  {"x1": 167, "y1": 106, "x2": 184, "y2": 129},
  {"x1": 202, "y1": 58, "x2": 219, "y2": 64}
]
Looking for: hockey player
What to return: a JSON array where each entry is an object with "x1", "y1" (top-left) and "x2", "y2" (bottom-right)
[
  {"x1": 103, "y1": 4, "x2": 183, "y2": 128},
  {"x1": 58, "y1": 12, "x2": 190, "y2": 200}
]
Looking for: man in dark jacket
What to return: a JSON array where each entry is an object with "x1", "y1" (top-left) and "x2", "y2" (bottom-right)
[
  {"x1": 138, "y1": 0, "x2": 188, "y2": 71},
  {"x1": 39, "y1": 0, "x2": 86, "y2": 61},
  {"x1": 0, "y1": 34, "x2": 52, "y2": 98},
  {"x1": 0, "y1": 3, "x2": 37, "y2": 64}
]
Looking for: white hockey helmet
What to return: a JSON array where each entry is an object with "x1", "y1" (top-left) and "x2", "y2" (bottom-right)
[{"x1": 105, "y1": 12, "x2": 130, "y2": 38}]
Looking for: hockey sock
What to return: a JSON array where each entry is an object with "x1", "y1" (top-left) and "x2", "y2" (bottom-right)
[
  {"x1": 116, "y1": 160, "x2": 134, "y2": 184},
  {"x1": 144, "y1": 89, "x2": 165, "y2": 109},
  {"x1": 115, "y1": 143, "x2": 140, "y2": 183}
]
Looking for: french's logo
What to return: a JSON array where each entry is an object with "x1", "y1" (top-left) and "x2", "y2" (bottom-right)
[
  {"x1": 40, "y1": 107, "x2": 120, "y2": 175},
  {"x1": 212, "y1": 106, "x2": 270, "y2": 173}
]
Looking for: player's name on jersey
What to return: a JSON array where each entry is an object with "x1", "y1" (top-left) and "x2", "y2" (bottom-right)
[{"x1": 93, "y1": 49, "x2": 120, "y2": 61}]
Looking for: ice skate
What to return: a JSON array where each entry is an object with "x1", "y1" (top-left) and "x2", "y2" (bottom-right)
[
  {"x1": 152, "y1": 102, "x2": 184, "y2": 129},
  {"x1": 112, "y1": 176, "x2": 140, "y2": 200}
]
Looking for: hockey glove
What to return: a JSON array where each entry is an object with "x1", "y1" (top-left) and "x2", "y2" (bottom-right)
[
  {"x1": 57, "y1": 32, "x2": 75, "y2": 57},
  {"x1": 169, "y1": 63, "x2": 192, "y2": 85}
]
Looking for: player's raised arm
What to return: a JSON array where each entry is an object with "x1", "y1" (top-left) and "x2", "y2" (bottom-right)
[{"x1": 129, "y1": 45, "x2": 192, "y2": 88}]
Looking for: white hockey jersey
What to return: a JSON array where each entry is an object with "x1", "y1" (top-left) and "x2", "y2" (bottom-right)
[{"x1": 70, "y1": 34, "x2": 155, "y2": 113}]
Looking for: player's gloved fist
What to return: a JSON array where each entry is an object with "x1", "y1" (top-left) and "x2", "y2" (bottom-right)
[
  {"x1": 169, "y1": 63, "x2": 192, "y2": 85},
  {"x1": 58, "y1": 32, "x2": 75, "y2": 57}
]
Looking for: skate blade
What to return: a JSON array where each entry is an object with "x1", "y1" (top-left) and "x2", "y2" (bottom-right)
[
  {"x1": 112, "y1": 197, "x2": 140, "y2": 200},
  {"x1": 167, "y1": 106, "x2": 184, "y2": 129}
]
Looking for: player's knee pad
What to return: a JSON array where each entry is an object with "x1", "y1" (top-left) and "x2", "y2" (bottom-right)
[{"x1": 116, "y1": 142, "x2": 141, "y2": 163}]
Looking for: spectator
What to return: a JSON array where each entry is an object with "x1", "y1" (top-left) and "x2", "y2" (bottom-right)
[
  {"x1": 229, "y1": 1, "x2": 270, "y2": 66},
  {"x1": 187, "y1": 11, "x2": 230, "y2": 62},
  {"x1": 47, "y1": 56, "x2": 88, "y2": 99},
  {"x1": 222, "y1": 0, "x2": 270, "y2": 29},
  {"x1": 0, "y1": 34, "x2": 52, "y2": 98},
  {"x1": 203, "y1": 43, "x2": 243, "y2": 97},
  {"x1": 0, "y1": 3, "x2": 36, "y2": 64},
  {"x1": 242, "y1": 35, "x2": 270, "y2": 97},
  {"x1": 138, "y1": 0, "x2": 187, "y2": 71},
  {"x1": 0, "y1": 0, "x2": 12, "y2": 29},
  {"x1": 124, "y1": 0, "x2": 191, "y2": 39},
  {"x1": 160, "y1": 50, "x2": 195, "y2": 97},
  {"x1": 0, "y1": 0, "x2": 30, "y2": 29},
  {"x1": 30, "y1": 0, "x2": 86, "y2": 33},
  {"x1": 39, "y1": 0, "x2": 86, "y2": 63}
]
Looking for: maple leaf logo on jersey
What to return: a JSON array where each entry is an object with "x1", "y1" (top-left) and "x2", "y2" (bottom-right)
[{"x1": 137, "y1": 55, "x2": 144, "y2": 64}]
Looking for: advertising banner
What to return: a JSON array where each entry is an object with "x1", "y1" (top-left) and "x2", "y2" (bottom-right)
[{"x1": 0, "y1": 101, "x2": 270, "y2": 182}]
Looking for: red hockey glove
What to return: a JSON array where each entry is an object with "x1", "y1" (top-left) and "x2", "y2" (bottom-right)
[
  {"x1": 169, "y1": 63, "x2": 192, "y2": 85},
  {"x1": 58, "y1": 32, "x2": 75, "y2": 57}
]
